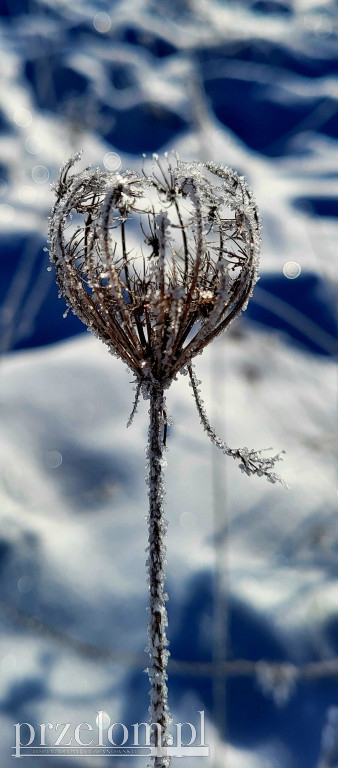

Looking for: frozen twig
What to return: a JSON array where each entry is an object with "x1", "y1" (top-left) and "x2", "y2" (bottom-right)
[
  {"x1": 127, "y1": 379, "x2": 142, "y2": 428},
  {"x1": 188, "y1": 363, "x2": 288, "y2": 487}
]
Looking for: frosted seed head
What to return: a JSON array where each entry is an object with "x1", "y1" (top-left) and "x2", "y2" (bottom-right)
[{"x1": 49, "y1": 153, "x2": 261, "y2": 388}]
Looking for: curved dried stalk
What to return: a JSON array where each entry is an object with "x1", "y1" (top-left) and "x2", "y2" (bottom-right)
[{"x1": 187, "y1": 364, "x2": 288, "y2": 487}]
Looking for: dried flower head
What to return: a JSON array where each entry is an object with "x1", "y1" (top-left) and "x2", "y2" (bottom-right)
[
  {"x1": 49, "y1": 152, "x2": 260, "y2": 388},
  {"x1": 49, "y1": 152, "x2": 287, "y2": 486}
]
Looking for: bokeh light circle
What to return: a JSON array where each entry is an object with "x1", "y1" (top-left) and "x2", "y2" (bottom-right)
[
  {"x1": 96, "y1": 712, "x2": 111, "y2": 729},
  {"x1": 103, "y1": 152, "x2": 121, "y2": 171},
  {"x1": 19, "y1": 186, "x2": 37, "y2": 204},
  {"x1": 18, "y1": 575, "x2": 34, "y2": 594},
  {"x1": 0, "y1": 204, "x2": 14, "y2": 222},
  {"x1": 45, "y1": 450, "x2": 63, "y2": 468},
  {"x1": 13, "y1": 107, "x2": 32, "y2": 127},
  {"x1": 283, "y1": 261, "x2": 301, "y2": 279},
  {"x1": 25, "y1": 135, "x2": 44, "y2": 154},
  {"x1": 32, "y1": 165, "x2": 49, "y2": 184},
  {"x1": 93, "y1": 12, "x2": 111, "y2": 33}
]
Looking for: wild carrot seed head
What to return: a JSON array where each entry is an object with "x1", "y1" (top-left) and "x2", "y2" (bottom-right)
[{"x1": 49, "y1": 152, "x2": 261, "y2": 388}]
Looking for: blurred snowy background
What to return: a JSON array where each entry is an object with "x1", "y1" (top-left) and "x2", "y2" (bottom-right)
[{"x1": 0, "y1": 0, "x2": 337, "y2": 766}]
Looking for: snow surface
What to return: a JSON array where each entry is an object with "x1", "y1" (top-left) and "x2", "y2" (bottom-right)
[{"x1": 0, "y1": 0, "x2": 337, "y2": 766}]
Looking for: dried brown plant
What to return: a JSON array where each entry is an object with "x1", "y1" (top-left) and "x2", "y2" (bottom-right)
[{"x1": 48, "y1": 152, "x2": 286, "y2": 767}]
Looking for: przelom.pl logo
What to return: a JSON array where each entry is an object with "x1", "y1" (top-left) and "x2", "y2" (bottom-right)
[{"x1": 13, "y1": 710, "x2": 209, "y2": 758}]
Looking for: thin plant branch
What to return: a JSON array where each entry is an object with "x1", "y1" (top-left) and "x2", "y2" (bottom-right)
[{"x1": 187, "y1": 363, "x2": 288, "y2": 486}]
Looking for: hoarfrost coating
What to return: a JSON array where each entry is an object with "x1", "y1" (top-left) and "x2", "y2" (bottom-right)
[{"x1": 48, "y1": 153, "x2": 261, "y2": 387}]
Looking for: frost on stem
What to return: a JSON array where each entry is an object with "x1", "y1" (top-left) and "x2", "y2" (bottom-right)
[
  {"x1": 48, "y1": 152, "x2": 287, "y2": 767},
  {"x1": 145, "y1": 384, "x2": 171, "y2": 767}
]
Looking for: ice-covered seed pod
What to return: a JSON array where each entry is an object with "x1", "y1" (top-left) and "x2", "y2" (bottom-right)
[{"x1": 48, "y1": 153, "x2": 261, "y2": 389}]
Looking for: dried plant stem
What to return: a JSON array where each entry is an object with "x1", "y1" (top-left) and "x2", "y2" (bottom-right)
[
  {"x1": 48, "y1": 153, "x2": 288, "y2": 765},
  {"x1": 146, "y1": 384, "x2": 171, "y2": 768}
]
